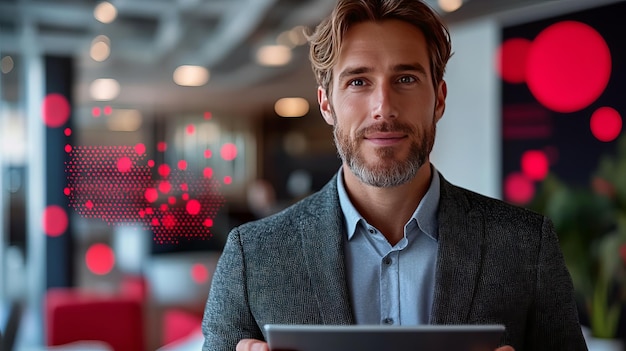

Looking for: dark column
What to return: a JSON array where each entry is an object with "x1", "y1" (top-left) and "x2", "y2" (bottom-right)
[{"x1": 44, "y1": 56, "x2": 75, "y2": 288}]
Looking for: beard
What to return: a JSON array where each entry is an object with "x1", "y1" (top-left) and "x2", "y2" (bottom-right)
[{"x1": 332, "y1": 112, "x2": 436, "y2": 188}]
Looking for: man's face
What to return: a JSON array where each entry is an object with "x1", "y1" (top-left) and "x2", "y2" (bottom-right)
[{"x1": 318, "y1": 19, "x2": 446, "y2": 188}]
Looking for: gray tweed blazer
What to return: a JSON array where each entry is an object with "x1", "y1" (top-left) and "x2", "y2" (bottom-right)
[{"x1": 202, "y1": 173, "x2": 588, "y2": 351}]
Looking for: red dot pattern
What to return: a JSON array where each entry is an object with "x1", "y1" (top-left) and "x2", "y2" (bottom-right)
[{"x1": 65, "y1": 145, "x2": 225, "y2": 244}]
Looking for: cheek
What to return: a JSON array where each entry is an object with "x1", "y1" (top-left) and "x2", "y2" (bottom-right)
[{"x1": 334, "y1": 94, "x2": 367, "y2": 124}]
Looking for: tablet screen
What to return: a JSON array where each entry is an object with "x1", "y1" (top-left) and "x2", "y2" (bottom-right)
[{"x1": 264, "y1": 324, "x2": 505, "y2": 351}]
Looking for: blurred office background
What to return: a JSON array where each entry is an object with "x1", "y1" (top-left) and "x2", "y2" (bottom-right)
[{"x1": 1, "y1": 0, "x2": 625, "y2": 350}]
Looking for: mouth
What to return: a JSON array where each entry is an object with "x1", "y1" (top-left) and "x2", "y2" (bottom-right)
[{"x1": 364, "y1": 132, "x2": 408, "y2": 146}]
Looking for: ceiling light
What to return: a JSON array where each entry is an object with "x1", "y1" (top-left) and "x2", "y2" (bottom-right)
[
  {"x1": 90, "y1": 35, "x2": 111, "y2": 62},
  {"x1": 94, "y1": 2, "x2": 117, "y2": 24},
  {"x1": 256, "y1": 45, "x2": 292, "y2": 67},
  {"x1": 1, "y1": 56, "x2": 14, "y2": 74},
  {"x1": 274, "y1": 97, "x2": 309, "y2": 117},
  {"x1": 173, "y1": 65, "x2": 210, "y2": 87},
  {"x1": 277, "y1": 26, "x2": 308, "y2": 48},
  {"x1": 89, "y1": 78, "x2": 120, "y2": 101},
  {"x1": 289, "y1": 26, "x2": 308, "y2": 46},
  {"x1": 107, "y1": 109, "x2": 142, "y2": 132},
  {"x1": 438, "y1": 0, "x2": 463, "y2": 12}
]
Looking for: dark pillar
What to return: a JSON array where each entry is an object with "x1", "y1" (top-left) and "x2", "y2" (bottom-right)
[{"x1": 44, "y1": 56, "x2": 75, "y2": 288}]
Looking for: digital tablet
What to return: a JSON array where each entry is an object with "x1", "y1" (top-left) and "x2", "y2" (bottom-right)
[{"x1": 264, "y1": 324, "x2": 505, "y2": 351}]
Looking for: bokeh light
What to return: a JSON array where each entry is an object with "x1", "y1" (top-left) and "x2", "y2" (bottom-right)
[
  {"x1": 504, "y1": 172, "x2": 535, "y2": 205},
  {"x1": 186, "y1": 199, "x2": 201, "y2": 215},
  {"x1": 158, "y1": 181, "x2": 172, "y2": 194},
  {"x1": 526, "y1": 21, "x2": 611, "y2": 113},
  {"x1": 173, "y1": 65, "x2": 210, "y2": 87},
  {"x1": 85, "y1": 243, "x2": 115, "y2": 275},
  {"x1": 42, "y1": 93, "x2": 71, "y2": 128},
  {"x1": 496, "y1": 38, "x2": 532, "y2": 84},
  {"x1": 157, "y1": 142, "x2": 167, "y2": 152},
  {"x1": 220, "y1": 143, "x2": 238, "y2": 161},
  {"x1": 186, "y1": 124, "x2": 195, "y2": 135},
  {"x1": 92, "y1": 106, "x2": 102, "y2": 118},
  {"x1": 191, "y1": 264, "x2": 209, "y2": 284},
  {"x1": 158, "y1": 164, "x2": 171, "y2": 177},
  {"x1": 521, "y1": 150, "x2": 549, "y2": 181},
  {"x1": 590, "y1": 107, "x2": 622, "y2": 142},
  {"x1": 42, "y1": 205, "x2": 69, "y2": 237},
  {"x1": 145, "y1": 188, "x2": 158, "y2": 203},
  {"x1": 117, "y1": 157, "x2": 132, "y2": 173},
  {"x1": 135, "y1": 143, "x2": 146, "y2": 155},
  {"x1": 94, "y1": 1, "x2": 117, "y2": 24},
  {"x1": 203, "y1": 167, "x2": 213, "y2": 179}
]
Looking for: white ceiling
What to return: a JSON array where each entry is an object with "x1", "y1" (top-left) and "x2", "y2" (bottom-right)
[{"x1": 0, "y1": 0, "x2": 621, "y2": 121}]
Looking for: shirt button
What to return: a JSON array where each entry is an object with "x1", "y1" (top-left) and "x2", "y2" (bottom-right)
[
  {"x1": 383, "y1": 256, "x2": 392, "y2": 265},
  {"x1": 368, "y1": 228, "x2": 376, "y2": 234},
  {"x1": 383, "y1": 318, "x2": 394, "y2": 325}
]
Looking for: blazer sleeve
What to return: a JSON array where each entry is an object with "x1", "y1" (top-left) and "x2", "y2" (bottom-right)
[
  {"x1": 525, "y1": 217, "x2": 588, "y2": 350},
  {"x1": 201, "y1": 228, "x2": 264, "y2": 351}
]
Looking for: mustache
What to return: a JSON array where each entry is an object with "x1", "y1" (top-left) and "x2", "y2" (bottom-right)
[{"x1": 355, "y1": 121, "x2": 416, "y2": 138}]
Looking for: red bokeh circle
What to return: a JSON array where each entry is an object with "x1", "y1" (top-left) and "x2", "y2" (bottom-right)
[
  {"x1": 42, "y1": 205, "x2": 69, "y2": 237},
  {"x1": 85, "y1": 243, "x2": 115, "y2": 275},
  {"x1": 521, "y1": 150, "x2": 549, "y2": 181},
  {"x1": 590, "y1": 107, "x2": 622, "y2": 142},
  {"x1": 186, "y1": 199, "x2": 201, "y2": 215},
  {"x1": 42, "y1": 93, "x2": 71, "y2": 128},
  {"x1": 220, "y1": 143, "x2": 238, "y2": 161},
  {"x1": 504, "y1": 172, "x2": 535, "y2": 205},
  {"x1": 191, "y1": 264, "x2": 209, "y2": 284},
  {"x1": 117, "y1": 157, "x2": 132, "y2": 173},
  {"x1": 526, "y1": 21, "x2": 611, "y2": 113},
  {"x1": 496, "y1": 38, "x2": 532, "y2": 84}
]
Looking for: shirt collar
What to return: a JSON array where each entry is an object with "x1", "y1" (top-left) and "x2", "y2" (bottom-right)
[{"x1": 337, "y1": 166, "x2": 440, "y2": 241}]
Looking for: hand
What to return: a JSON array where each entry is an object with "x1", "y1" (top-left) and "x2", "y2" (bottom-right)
[
  {"x1": 236, "y1": 339, "x2": 269, "y2": 351},
  {"x1": 235, "y1": 338, "x2": 515, "y2": 351}
]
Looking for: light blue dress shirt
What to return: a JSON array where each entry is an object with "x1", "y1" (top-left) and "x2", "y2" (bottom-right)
[{"x1": 337, "y1": 167, "x2": 440, "y2": 325}]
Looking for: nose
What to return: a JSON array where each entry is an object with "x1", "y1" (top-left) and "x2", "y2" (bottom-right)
[{"x1": 371, "y1": 82, "x2": 397, "y2": 120}]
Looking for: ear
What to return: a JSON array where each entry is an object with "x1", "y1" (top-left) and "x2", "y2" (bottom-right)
[
  {"x1": 434, "y1": 80, "x2": 447, "y2": 122},
  {"x1": 317, "y1": 86, "x2": 334, "y2": 126}
]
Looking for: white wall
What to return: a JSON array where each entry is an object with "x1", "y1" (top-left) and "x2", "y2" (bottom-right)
[{"x1": 431, "y1": 18, "x2": 501, "y2": 199}]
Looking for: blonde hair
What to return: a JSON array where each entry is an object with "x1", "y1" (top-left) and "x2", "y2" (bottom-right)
[{"x1": 308, "y1": 0, "x2": 452, "y2": 93}]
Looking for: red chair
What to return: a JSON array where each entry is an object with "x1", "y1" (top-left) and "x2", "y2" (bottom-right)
[
  {"x1": 45, "y1": 288, "x2": 145, "y2": 351},
  {"x1": 161, "y1": 308, "x2": 202, "y2": 346}
]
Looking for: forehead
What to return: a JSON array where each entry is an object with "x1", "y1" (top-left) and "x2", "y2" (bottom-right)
[{"x1": 334, "y1": 19, "x2": 431, "y2": 76}]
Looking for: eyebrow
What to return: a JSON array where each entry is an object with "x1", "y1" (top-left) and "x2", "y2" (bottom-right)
[{"x1": 337, "y1": 63, "x2": 428, "y2": 82}]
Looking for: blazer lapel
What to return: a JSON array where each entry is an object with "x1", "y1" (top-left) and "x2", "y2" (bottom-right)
[
  {"x1": 299, "y1": 177, "x2": 355, "y2": 325},
  {"x1": 430, "y1": 176, "x2": 485, "y2": 324}
]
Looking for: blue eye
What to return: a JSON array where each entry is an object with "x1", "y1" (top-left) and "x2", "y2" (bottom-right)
[
  {"x1": 349, "y1": 79, "x2": 365, "y2": 86},
  {"x1": 398, "y1": 76, "x2": 417, "y2": 84}
]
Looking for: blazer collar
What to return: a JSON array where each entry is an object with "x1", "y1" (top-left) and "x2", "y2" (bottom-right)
[
  {"x1": 430, "y1": 174, "x2": 485, "y2": 324},
  {"x1": 299, "y1": 175, "x2": 355, "y2": 325}
]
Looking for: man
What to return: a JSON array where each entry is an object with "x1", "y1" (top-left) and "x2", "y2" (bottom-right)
[{"x1": 202, "y1": 0, "x2": 588, "y2": 350}]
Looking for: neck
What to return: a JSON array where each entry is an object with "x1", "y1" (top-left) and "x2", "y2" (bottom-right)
[{"x1": 342, "y1": 163, "x2": 432, "y2": 245}]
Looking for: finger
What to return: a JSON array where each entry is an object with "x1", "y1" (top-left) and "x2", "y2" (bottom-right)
[
  {"x1": 495, "y1": 346, "x2": 515, "y2": 351},
  {"x1": 236, "y1": 338, "x2": 269, "y2": 351}
]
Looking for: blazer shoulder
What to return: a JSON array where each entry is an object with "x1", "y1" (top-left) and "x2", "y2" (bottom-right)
[
  {"x1": 440, "y1": 174, "x2": 546, "y2": 225},
  {"x1": 233, "y1": 176, "x2": 340, "y2": 240}
]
